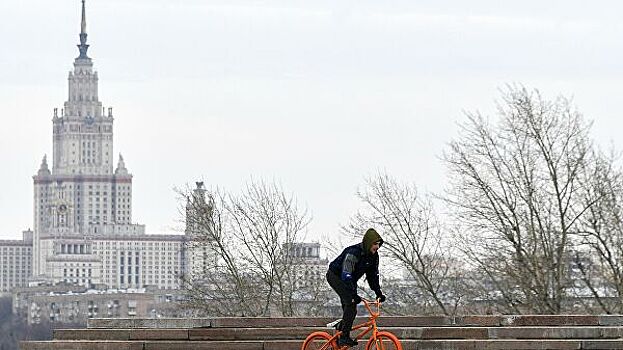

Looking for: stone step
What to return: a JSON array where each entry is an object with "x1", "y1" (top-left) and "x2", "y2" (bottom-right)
[
  {"x1": 20, "y1": 339, "x2": 623, "y2": 350},
  {"x1": 87, "y1": 315, "x2": 623, "y2": 329},
  {"x1": 54, "y1": 326, "x2": 623, "y2": 341}
]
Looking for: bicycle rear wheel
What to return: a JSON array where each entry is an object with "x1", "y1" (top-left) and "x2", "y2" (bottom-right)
[
  {"x1": 366, "y1": 331, "x2": 403, "y2": 350},
  {"x1": 301, "y1": 331, "x2": 339, "y2": 350}
]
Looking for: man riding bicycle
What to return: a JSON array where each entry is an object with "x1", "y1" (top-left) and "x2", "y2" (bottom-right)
[{"x1": 326, "y1": 228, "x2": 386, "y2": 347}]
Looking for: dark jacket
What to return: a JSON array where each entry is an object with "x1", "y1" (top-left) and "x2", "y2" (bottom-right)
[{"x1": 328, "y1": 234, "x2": 382, "y2": 295}]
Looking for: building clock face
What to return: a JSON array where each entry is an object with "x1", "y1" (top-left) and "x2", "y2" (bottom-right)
[{"x1": 58, "y1": 204, "x2": 68, "y2": 214}]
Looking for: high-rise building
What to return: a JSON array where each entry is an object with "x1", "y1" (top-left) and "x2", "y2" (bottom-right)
[
  {"x1": 1, "y1": 2, "x2": 325, "y2": 305},
  {"x1": 183, "y1": 182, "x2": 218, "y2": 282},
  {"x1": 29, "y1": 0, "x2": 186, "y2": 290}
]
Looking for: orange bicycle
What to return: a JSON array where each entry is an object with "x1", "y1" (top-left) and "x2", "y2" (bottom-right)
[{"x1": 301, "y1": 298, "x2": 402, "y2": 350}]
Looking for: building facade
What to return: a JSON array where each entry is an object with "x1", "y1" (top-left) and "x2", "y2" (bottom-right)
[
  {"x1": 13, "y1": 284, "x2": 185, "y2": 324},
  {"x1": 0, "y1": 230, "x2": 33, "y2": 294},
  {"x1": 288, "y1": 242, "x2": 328, "y2": 289},
  {"x1": 182, "y1": 182, "x2": 217, "y2": 283}
]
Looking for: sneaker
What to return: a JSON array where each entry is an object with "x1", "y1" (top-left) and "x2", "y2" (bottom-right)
[
  {"x1": 326, "y1": 319, "x2": 343, "y2": 330},
  {"x1": 337, "y1": 335, "x2": 358, "y2": 347}
]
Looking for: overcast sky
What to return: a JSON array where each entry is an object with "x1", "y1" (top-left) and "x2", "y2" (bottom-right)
[{"x1": 1, "y1": 0, "x2": 623, "y2": 240}]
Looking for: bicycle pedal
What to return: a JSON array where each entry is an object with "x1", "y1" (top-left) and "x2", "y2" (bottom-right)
[{"x1": 326, "y1": 318, "x2": 343, "y2": 329}]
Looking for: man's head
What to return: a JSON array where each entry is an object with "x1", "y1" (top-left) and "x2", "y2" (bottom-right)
[{"x1": 362, "y1": 228, "x2": 383, "y2": 255}]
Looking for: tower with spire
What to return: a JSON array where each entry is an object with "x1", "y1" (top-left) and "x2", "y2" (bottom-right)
[
  {"x1": 25, "y1": 1, "x2": 187, "y2": 295},
  {"x1": 31, "y1": 0, "x2": 143, "y2": 284}
]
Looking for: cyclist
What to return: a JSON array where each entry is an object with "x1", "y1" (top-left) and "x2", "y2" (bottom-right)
[{"x1": 326, "y1": 228, "x2": 386, "y2": 347}]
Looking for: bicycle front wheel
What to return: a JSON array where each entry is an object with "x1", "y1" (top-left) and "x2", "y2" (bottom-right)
[
  {"x1": 366, "y1": 331, "x2": 403, "y2": 350},
  {"x1": 301, "y1": 331, "x2": 338, "y2": 350}
]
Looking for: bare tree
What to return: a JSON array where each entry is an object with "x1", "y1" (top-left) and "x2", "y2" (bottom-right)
[
  {"x1": 573, "y1": 151, "x2": 623, "y2": 313},
  {"x1": 344, "y1": 173, "x2": 465, "y2": 316},
  {"x1": 443, "y1": 86, "x2": 601, "y2": 314},
  {"x1": 227, "y1": 181, "x2": 311, "y2": 316},
  {"x1": 179, "y1": 180, "x2": 313, "y2": 316}
]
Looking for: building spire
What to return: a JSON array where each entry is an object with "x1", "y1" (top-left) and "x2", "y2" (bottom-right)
[
  {"x1": 38, "y1": 155, "x2": 51, "y2": 176},
  {"x1": 81, "y1": 0, "x2": 87, "y2": 34},
  {"x1": 77, "y1": 0, "x2": 90, "y2": 59},
  {"x1": 115, "y1": 154, "x2": 128, "y2": 175}
]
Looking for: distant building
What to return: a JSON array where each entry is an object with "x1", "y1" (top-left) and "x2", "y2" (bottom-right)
[
  {"x1": 287, "y1": 242, "x2": 328, "y2": 288},
  {"x1": 0, "y1": 230, "x2": 33, "y2": 294},
  {"x1": 182, "y1": 182, "x2": 218, "y2": 284},
  {"x1": 24, "y1": 0, "x2": 188, "y2": 291},
  {"x1": 4, "y1": 1, "x2": 328, "y2": 323},
  {"x1": 0, "y1": 1, "x2": 193, "y2": 323},
  {"x1": 13, "y1": 284, "x2": 184, "y2": 324}
]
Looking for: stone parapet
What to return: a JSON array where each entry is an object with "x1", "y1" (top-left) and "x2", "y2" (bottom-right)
[
  {"x1": 88, "y1": 318, "x2": 213, "y2": 329},
  {"x1": 86, "y1": 315, "x2": 623, "y2": 329}
]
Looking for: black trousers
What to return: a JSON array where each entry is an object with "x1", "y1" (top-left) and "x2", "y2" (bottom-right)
[{"x1": 326, "y1": 270, "x2": 357, "y2": 335}]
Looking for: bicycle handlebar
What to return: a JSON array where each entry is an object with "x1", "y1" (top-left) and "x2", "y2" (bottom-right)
[
  {"x1": 361, "y1": 298, "x2": 383, "y2": 317},
  {"x1": 361, "y1": 297, "x2": 383, "y2": 304}
]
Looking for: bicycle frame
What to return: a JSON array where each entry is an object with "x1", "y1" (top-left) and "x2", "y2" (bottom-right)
[
  {"x1": 328, "y1": 298, "x2": 382, "y2": 347},
  {"x1": 302, "y1": 297, "x2": 402, "y2": 350},
  {"x1": 348, "y1": 298, "x2": 382, "y2": 343}
]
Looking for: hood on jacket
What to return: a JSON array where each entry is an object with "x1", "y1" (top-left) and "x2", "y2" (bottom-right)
[{"x1": 363, "y1": 228, "x2": 383, "y2": 254}]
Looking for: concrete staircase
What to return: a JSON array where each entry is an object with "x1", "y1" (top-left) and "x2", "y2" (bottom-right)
[{"x1": 20, "y1": 315, "x2": 623, "y2": 349}]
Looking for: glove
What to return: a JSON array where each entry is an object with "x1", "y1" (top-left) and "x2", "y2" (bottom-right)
[
  {"x1": 353, "y1": 295, "x2": 362, "y2": 304},
  {"x1": 375, "y1": 291, "x2": 386, "y2": 303}
]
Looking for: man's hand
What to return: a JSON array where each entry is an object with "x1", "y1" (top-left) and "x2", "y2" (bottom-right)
[
  {"x1": 375, "y1": 290, "x2": 386, "y2": 303},
  {"x1": 353, "y1": 295, "x2": 362, "y2": 304}
]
